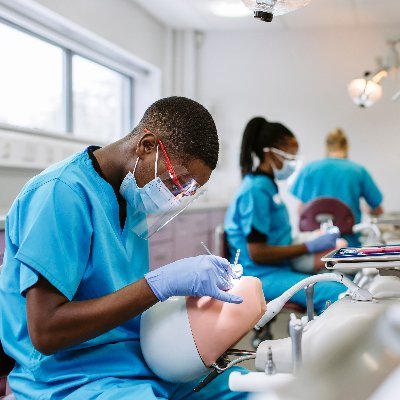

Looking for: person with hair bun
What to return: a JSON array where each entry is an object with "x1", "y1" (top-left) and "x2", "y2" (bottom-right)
[
  {"x1": 225, "y1": 117, "x2": 345, "y2": 325},
  {"x1": 291, "y1": 128, "x2": 383, "y2": 246}
]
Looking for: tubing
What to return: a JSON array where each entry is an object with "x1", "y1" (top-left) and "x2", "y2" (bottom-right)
[{"x1": 255, "y1": 272, "x2": 372, "y2": 329}]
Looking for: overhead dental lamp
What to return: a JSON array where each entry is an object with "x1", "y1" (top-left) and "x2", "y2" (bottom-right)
[
  {"x1": 347, "y1": 70, "x2": 387, "y2": 108},
  {"x1": 348, "y1": 38, "x2": 400, "y2": 107},
  {"x1": 241, "y1": 0, "x2": 312, "y2": 22}
]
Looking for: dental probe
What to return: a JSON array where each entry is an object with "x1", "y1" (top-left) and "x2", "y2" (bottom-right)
[
  {"x1": 200, "y1": 241, "x2": 213, "y2": 256},
  {"x1": 233, "y1": 249, "x2": 240, "y2": 269},
  {"x1": 201, "y1": 242, "x2": 241, "y2": 278}
]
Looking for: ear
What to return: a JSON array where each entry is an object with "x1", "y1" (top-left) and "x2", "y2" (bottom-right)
[
  {"x1": 136, "y1": 132, "x2": 157, "y2": 157},
  {"x1": 263, "y1": 150, "x2": 274, "y2": 164},
  {"x1": 268, "y1": 151, "x2": 283, "y2": 169}
]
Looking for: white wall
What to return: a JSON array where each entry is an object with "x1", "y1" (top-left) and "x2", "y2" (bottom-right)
[
  {"x1": 33, "y1": 0, "x2": 166, "y2": 69},
  {"x1": 0, "y1": 0, "x2": 168, "y2": 214},
  {"x1": 198, "y1": 26, "x2": 400, "y2": 227}
]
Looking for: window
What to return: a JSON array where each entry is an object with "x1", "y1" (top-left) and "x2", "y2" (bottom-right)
[
  {"x1": 73, "y1": 56, "x2": 129, "y2": 142},
  {"x1": 0, "y1": 23, "x2": 64, "y2": 132},
  {"x1": 0, "y1": 20, "x2": 133, "y2": 142}
]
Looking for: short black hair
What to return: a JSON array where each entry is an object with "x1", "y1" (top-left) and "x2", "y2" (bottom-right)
[{"x1": 131, "y1": 96, "x2": 219, "y2": 170}]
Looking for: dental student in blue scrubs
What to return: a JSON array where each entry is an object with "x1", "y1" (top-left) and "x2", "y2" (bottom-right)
[
  {"x1": 0, "y1": 97, "x2": 246, "y2": 400},
  {"x1": 290, "y1": 128, "x2": 383, "y2": 246},
  {"x1": 225, "y1": 117, "x2": 345, "y2": 319}
]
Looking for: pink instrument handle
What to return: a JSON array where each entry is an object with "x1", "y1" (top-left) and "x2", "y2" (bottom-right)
[{"x1": 360, "y1": 246, "x2": 400, "y2": 254}]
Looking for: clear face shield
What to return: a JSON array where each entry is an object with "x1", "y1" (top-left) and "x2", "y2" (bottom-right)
[
  {"x1": 263, "y1": 147, "x2": 299, "y2": 162},
  {"x1": 125, "y1": 130, "x2": 205, "y2": 240},
  {"x1": 131, "y1": 170, "x2": 206, "y2": 240}
]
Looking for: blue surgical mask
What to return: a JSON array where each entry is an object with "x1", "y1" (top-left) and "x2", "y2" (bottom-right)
[
  {"x1": 271, "y1": 158, "x2": 297, "y2": 181},
  {"x1": 264, "y1": 147, "x2": 298, "y2": 181},
  {"x1": 119, "y1": 146, "x2": 180, "y2": 215}
]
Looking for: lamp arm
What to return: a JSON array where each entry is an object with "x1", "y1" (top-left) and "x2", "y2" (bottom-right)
[{"x1": 371, "y1": 69, "x2": 388, "y2": 84}]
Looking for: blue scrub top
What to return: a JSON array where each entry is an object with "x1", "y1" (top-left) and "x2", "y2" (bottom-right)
[
  {"x1": 290, "y1": 158, "x2": 383, "y2": 225},
  {"x1": 0, "y1": 150, "x2": 157, "y2": 399},
  {"x1": 225, "y1": 173, "x2": 292, "y2": 275}
]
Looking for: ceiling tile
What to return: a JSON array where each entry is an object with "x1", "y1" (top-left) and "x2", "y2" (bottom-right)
[
  {"x1": 353, "y1": 0, "x2": 400, "y2": 26},
  {"x1": 133, "y1": 0, "x2": 210, "y2": 30},
  {"x1": 281, "y1": 0, "x2": 358, "y2": 29},
  {"x1": 133, "y1": 0, "x2": 400, "y2": 31}
]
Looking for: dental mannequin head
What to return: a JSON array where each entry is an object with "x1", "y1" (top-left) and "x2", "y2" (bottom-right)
[
  {"x1": 326, "y1": 128, "x2": 348, "y2": 159},
  {"x1": 240, "y1": 117, "x2": 298, "y2": 180},
  {"x1": 140, "y1": 276, "x2": 267, "y2": 383}
]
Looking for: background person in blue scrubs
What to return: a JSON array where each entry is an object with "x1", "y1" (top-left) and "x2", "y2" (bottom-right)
[
  {"x1": 0, "y1": 97, "x2": 246, "y2": 400},
  {"x1": 290, "y1": 128, "x2": 383, "y2": 246},
  {"x1": 225, "y1": 117, "x2": 345, "y2": 330}
]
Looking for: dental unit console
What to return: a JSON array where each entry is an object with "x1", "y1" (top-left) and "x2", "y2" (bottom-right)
[
  {"x1": 322, "y1": 244, "x2": 400, "y2": 300},
  {"x1": 228, "y1": 244, "x2": 400, "y2": 399},
  {"x1": 322, "y1": 245, "x2": 400, "y2": 269},
  {"x1": 230, "y1": 301, "x2": 400, "y2": 399}
]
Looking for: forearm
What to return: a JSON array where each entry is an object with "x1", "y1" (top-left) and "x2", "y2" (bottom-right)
[
  {"x1": 27, "y1": 277, "x2": 158, "y2": 355},
  {"x1": 248, "y1": 242, "x2": 308, "y2": 264}
]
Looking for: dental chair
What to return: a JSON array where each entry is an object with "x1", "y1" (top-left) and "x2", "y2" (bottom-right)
[
  {"x1": 215, "y1": 225, "x2": 305, "y2": 345},
  {"x1": 299, "y1": 197, "x2": 355, "y2": 234}
]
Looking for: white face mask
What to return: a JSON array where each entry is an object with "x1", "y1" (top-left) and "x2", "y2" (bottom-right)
[
  {"x1": 264, "y1": 147, "x2": 298, "y2": 181},
  {"x1": 271, "y1": 158, "x2": 297, "y2": 181},
  {"x1": 119, "y1": 146, "x2": 180, "y2": 215}
]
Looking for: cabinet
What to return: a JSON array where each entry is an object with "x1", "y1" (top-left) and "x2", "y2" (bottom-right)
[{"x1": 148, "y1": 207, "x2": 226, "y2": 270}]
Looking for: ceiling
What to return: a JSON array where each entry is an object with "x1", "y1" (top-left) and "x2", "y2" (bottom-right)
[{"x1": 134, "y1": 0, "x2": 400, "y2": 31}]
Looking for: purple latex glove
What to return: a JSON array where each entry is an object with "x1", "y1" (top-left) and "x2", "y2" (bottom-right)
[
  {"x1": 145, "y1": 255, "x2": 243, "y2": 304},
  {"x1": 305, "y1": 226, "x2": 340, "y2": 254}
]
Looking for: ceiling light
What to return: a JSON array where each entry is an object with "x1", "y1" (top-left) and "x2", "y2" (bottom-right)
[
  {"x1": 348, "y1": 39, "x2": 400, "y2": 108},
  {"x1": 209, "y1": 1, "x2": 252, "y2": 18},
  {"x1": 241, "y1": 0, "x2": 312, "y2": 22},
  {"x1": 348, "y1": 73, "x2": 385, "y2": 108}
]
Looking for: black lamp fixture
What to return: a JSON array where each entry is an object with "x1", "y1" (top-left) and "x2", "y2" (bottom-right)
[{"x1": 241, "y1": 0, "x2": 312, "y2": 22}]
